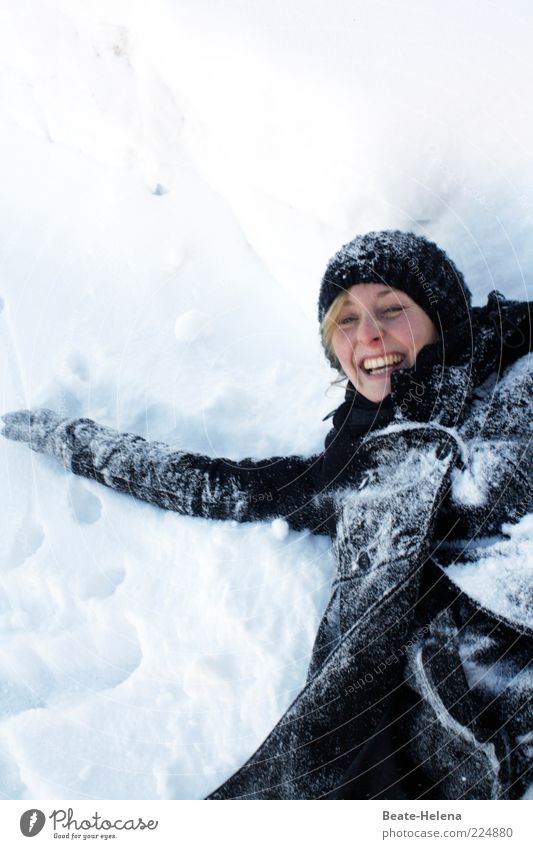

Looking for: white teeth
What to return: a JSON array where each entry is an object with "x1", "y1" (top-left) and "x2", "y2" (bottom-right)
[{"x1": 362, "y1": 353, "x2": 403, "y2": 371}]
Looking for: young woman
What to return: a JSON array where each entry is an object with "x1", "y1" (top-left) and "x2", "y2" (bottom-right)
[{"x1": 2, "y1": 230, "x2": 532, "y2": 800}]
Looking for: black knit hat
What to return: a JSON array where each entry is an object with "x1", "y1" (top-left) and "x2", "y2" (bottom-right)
[{"x1": 318, "y1": 230, "x2": 472, "y2": 365}]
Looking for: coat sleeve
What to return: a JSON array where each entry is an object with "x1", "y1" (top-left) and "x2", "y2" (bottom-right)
[{"x1": 56, "y1": 417, "x2": 332, "y2": 534}]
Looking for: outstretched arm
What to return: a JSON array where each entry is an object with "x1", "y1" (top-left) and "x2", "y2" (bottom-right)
[{"x1": 1, "y1": 410, "x2": 332, "y2": 534}]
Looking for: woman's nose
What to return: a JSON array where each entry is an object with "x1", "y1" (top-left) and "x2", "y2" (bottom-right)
[{"x1": 356, "y1": 313, "x2": 383, "y2": 344}]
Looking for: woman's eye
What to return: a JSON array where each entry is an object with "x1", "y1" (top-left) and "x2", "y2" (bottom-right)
[
  {"x1": 338, "y1": 315, "x2": 357, "y2": 325},
  {"x1": 382, "y1": 306, "x2": 404, "y2": 317}
]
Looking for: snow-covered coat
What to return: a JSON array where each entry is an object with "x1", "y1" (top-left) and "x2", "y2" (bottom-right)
[
  {"x1": 2, "y1": 293, "x2": 531, "y2": 799},
  {"x1": 206, "y1": 350, "x2": 532, "y2": 801}
]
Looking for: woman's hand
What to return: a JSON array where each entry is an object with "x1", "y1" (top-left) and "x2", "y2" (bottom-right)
[{"x1": 1, "y1": 408, "x2": 66, "y2": 453}]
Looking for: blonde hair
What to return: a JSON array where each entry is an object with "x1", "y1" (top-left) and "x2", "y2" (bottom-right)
[{"x1": 320, "y1": 290, "x2": 349, "y2": 375}]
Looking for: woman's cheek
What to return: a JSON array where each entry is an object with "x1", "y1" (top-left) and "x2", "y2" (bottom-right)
[
  {"x1": 333, "y1": 331, "x2": 351, "y2": 357},
  {"x1": 342, "y1": 328, "x2": 357, "y2": 346}
]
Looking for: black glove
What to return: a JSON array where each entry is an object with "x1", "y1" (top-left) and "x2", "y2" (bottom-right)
[{"x1": 1, "y1": 408, "x2": 72, "y2": 466}]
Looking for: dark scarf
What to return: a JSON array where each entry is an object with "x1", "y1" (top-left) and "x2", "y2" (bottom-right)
[
  {"x1": 323, "y1": 385, "x2": 394, "y2": 448},
  {"x1": 320, "y1": 386, "x2": 394, "y2": 491}
]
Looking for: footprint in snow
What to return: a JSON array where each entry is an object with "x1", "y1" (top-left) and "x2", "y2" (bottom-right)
[
  {"x1": 68, "y1": 478, "x2": 102, "y2": 525},
  {"x1": 79, "y1": 562, "x2": 126, "y2": 600}
]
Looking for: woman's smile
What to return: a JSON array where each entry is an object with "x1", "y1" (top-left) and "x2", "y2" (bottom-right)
[{"x1": 359, "y1": 351, "x2": 405, "y2": 377}]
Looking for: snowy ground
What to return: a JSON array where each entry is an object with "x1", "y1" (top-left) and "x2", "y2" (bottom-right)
[{"x1": 0, "y1": 0, "x2": 532, "y2": 799}]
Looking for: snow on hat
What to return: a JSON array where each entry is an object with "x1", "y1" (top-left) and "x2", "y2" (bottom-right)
[{"x1": 318, "y1": 230, "x2": 472, "y2": 341}]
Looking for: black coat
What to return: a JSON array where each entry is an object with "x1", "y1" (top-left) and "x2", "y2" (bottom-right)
[{"x1": 18, "y1": 293, "x2": 532, "y2": 800}]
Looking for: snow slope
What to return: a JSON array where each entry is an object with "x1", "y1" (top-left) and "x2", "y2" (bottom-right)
[{"x1": 0, "y1": 0, "x2": 532, "y2": 798}]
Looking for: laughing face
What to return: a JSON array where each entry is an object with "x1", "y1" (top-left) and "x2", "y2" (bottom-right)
[{"x1": 329, "y1": 283, "x2": 439, "y2": 403}]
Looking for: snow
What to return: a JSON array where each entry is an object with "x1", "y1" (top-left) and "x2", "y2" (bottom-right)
[
  {"x1": 450, "y1": 444, "x2": 497, "y2": 507},
  {"x1": 270, "y1": 519, "x2": 290, "y2": 542},
  {"x1": 447, "y1": 515, "x2": 533, "y2": 629},
  {"x1": 0, "y1": 0, "x2": 532, "y2": 800}
]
